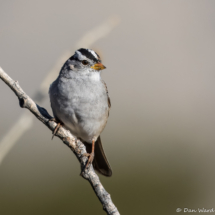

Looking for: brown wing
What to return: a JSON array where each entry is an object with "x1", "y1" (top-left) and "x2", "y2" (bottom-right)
[{"x1": 102, "y1": 80, "x2": 111, "y2": 115}]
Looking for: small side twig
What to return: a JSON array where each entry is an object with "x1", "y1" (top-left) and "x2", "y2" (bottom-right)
[{"x1": 0, "y1": 67, "x2": 120, "y2": 215}]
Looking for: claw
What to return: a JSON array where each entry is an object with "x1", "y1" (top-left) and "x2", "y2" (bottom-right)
[
  {"x1": 81, "y1": 151, "x2": 95, "y2": 176},
  {"x1": 85, "y1": 139, "x2": 95, "y2": 170},
  {"x1": 49, "y1": 118, "x2": 63, "y2": 139},
  {"x1": 48, "y1": 117, "x2": 58, "y2": 123},
  {"x1": 83, "y1": 153, "x2": 90, "y2": 157},
  {"x1": 81, "y1": 139, "x2": 96, "y2": 175},
  {"x1": 85, "y1": 152, "x2": 95, "y2": 169},
  {"x1": 52, "y1": 122, "x2": 61, "y2": 139}
]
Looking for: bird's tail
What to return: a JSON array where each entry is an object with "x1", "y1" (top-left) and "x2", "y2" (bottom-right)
[{"x1": 85, "y1": 136, "x2": 112, "y2": 177}]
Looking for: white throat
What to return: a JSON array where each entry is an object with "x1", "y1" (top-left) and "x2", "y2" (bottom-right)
[{"x1": 89, "y1": 72, "x2": 101, "y2": 81}]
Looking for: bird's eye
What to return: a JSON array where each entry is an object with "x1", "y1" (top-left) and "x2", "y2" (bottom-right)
[{"x1": 82, "y1": 60, "x2": 89, "y2": 65}]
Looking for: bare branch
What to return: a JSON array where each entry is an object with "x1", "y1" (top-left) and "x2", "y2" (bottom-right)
[
  {"x1": 0, "y1": 67, "x2": 120, "y2": 215},
  {"x1": 0, "y1": 15, "x2": 120, "y2": 165}
]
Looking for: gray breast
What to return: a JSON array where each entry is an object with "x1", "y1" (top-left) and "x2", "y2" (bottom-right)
[{"x1": 49, "y1": 76, "x2": 109, "y2": 143}]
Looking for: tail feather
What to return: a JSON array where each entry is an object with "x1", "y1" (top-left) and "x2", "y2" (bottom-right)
[{"x1": 85, "y1": 136, "x2": 112, "y2": 177}]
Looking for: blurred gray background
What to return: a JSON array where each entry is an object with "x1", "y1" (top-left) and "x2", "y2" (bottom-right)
[{"x1": 0, "y1": 0, "x2": 215, "y2": 214}]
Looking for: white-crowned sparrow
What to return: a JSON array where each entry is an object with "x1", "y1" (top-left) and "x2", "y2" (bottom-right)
[{"x1": 49, "y1": 48, "x2": 112, "y2": 177}]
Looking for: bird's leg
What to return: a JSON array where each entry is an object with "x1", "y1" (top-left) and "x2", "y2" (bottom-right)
[
  {"x1": 85, "y1": 140, "x2": 95, "y2": 169},
  {"x1": 48, "y1": 118, "x2": 63, "y2": 139}
]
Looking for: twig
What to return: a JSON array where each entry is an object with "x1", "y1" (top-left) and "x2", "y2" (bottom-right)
[
  {"x1": 0, "y1": 67, "x2": 120, "y2": 215},
  {"x1": 0, "y1": 15, "x2": 120, "y2": 165}
]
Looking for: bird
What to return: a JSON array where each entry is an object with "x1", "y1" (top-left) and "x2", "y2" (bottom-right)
[{"x1": 49, "y1": 48, "x2": 112, "y2": 177}]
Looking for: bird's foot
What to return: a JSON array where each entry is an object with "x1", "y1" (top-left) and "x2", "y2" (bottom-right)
[
  {"x1": 83, "y1": 153, "x2": 90, "y2": 157},
  {"x1": 48, "y1": 118, "x2": 63, "y2": 139},
  {"x1": 48, "y1": 117, "x2": 58, "y2": 123},
  {"x1": 85, "y1": 152, "x2": 95, "y2": 169}
]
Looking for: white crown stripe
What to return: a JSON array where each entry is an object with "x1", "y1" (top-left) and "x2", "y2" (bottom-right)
[
  {"x1": 75, "y1": 51, "x2": 86, "y2": 60},
  {"x1": 88, "y1": 49, "x2": 98, "y2": 59}
]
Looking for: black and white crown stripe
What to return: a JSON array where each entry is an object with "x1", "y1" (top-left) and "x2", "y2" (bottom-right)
[
  {"x1": 88, "y1": 49, "x2": 99, "y2": 59},
  {"x1": 70, "y1": 48, "x2": 101, "y2": 63}
]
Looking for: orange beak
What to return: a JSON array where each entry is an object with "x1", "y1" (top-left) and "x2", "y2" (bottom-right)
[{"x1": 91, "y1": 62, "x2": 106, "y2": 71}]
